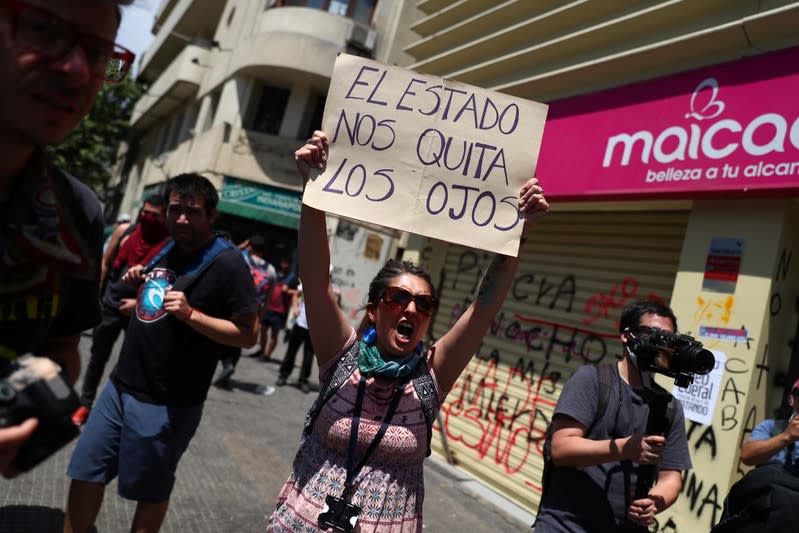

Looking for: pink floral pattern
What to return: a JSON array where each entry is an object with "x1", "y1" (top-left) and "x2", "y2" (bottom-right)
[{"x1": 267, "y1": 338, "x2": 446, "y2": 532}]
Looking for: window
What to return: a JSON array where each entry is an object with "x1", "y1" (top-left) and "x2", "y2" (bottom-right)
[
  {"x1": 278, "y1": 0, "x2": 377, "y2": 24},
  {"x1": 200, "y1": 91, "x2": 220, "y2": 133},
  {"x1": 305, "y1": 93, "x2": 326, "y2": 140},
  {"x1": 328, "y1": 0, "x2": 347, "y2": 16},
  {"x1": 165, "y1": 113, "x2": 183, "y2": 151},
  {"x1": 154, "y1": 121, "x2": 169, "y2": 154},
  {"x1": 351, "y1": 0, "x2": 376, "y2": 25},
  {"x1": 283, "y1": 0, "x2": 325, "y2": 7},
  {"x1": 251, "y1": 85, "x2": 290, "y2": 135},
  {"x1": 179, "y1": 103, "x2": 199, "y2": 144}
]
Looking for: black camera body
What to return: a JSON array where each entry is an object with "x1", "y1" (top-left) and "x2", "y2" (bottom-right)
[
  {"x1": 317, "y1": 494, "x2": 361, "y2": 532},
  {"x1": 626, "y1": 326, "x2": 715, "y2": 387},
  {"x1": 0, "y1": 355, "x2": 80, "y2": 472}
]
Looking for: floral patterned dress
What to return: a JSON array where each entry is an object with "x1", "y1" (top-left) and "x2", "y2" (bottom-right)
[{"x1": 267, "y1": 333, "x2": 447, "y2": 532}]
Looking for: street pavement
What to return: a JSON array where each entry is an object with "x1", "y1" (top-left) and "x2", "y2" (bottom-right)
[{"x1": 0, "y1": 334, "x2": 532, "y2": 532}]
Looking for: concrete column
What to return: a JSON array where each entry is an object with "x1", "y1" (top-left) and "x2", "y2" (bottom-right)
[
  {"x1": 213, "y1": 75, "x2": 254, "y2": 129},
  {"x1": 195, "y1": 93, "x2": 215, "y2": 134},
  {"x1": 664, "y1": 198, "x2": 799, "y2": 531}
]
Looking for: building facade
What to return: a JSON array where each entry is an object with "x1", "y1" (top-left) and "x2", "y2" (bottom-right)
[
  {"x1": 399, "y1": 1, "x2": 799, "y2": 531},
  {"x1": 114, "y1": 0, "x2": 423, "y2": 324},
  {"x1": 115, "y1": 1, "x2": 799, "y2": 530}
]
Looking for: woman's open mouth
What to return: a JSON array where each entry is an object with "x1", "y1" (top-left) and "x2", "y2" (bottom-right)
[{"x1": 397, "y1": 321, "x2": 413, "y2": 341}]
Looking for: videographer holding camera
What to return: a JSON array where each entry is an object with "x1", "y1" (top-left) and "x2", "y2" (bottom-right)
[
  {"x1": 534, "y1": 300, "x2": 713, "y2": 532},
  {"x1": 0, "y1": 0, "x2": 136, "y2": 477}
]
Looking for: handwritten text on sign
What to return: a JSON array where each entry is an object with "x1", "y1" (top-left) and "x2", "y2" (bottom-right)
[{"x1": 302, "y1": 54, "x2": 548, "y2": 256}]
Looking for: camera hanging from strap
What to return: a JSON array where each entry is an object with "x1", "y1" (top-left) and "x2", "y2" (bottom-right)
[{"x1": 317, "y1": 374, "x2": 407, "y2": 532}]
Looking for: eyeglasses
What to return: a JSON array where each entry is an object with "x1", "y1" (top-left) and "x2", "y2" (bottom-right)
[
  {"x1": 380, "y1": 286, "x2": 437, "y2": 316},
  {"x1": 166, "y1": 204, "x2": 205, "y2": 218},
  {"x1": 1, "y1": 0, "x2": 135, "y2": 83}
]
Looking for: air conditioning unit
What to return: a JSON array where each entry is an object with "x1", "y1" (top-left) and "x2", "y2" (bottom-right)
[{"x1": 347, "y1": 22, "x2": 376, "y2": 53}]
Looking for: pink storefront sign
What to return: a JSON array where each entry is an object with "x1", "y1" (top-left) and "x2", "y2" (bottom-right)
[{"x1": 537, "y1": 46, "x2": 799, "y2": 200}]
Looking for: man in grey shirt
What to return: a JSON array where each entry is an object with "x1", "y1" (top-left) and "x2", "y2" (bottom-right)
[{"x1": 535, "y1": 300, "x2": 692, "y2": 532}]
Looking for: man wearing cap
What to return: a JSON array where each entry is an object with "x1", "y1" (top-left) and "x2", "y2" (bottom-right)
[{"x1": 740, "y1": 378, "x2": 799, "y2": 467}]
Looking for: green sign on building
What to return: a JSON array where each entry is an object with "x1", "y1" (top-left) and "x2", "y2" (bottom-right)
[{"x1": 218, "y1": 176, "x2": 302, "y2": 230}]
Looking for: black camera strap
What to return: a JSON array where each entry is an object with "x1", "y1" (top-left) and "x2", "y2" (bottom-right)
[{"x1": 340, "y1": 374, "x2": 406, "y2": 502}]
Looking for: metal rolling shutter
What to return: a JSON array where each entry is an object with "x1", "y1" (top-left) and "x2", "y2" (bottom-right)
[{"x1": 429, "y1": 209, "x2": 690, "y2": 513}]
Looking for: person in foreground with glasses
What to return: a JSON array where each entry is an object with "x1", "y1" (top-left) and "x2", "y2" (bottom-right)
[
  {"x1": 266, "y1": 130, "x2": 549, "y2": 532},
  {"x1": 0, "y1": 0, "x2": 134, "y2": 477}
]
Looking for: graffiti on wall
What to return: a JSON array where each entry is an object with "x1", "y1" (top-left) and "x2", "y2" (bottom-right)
[
  {"x1": 770, "y1": 247, "x2": 791, "y2": 316},
  {"x1": 582, "y1": 275, "x2": 665, "y2": 326},
  {"x1": 438, "y1": 250, "x2": 651, "y2": 495},
  {"x1": 433, "y1": 244, "x2": 782, "y2": 531}
]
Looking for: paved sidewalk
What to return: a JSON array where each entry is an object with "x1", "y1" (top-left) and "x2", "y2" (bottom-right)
[{"x1": 0, "y1": 335, "x2": 532, "y2": 532}]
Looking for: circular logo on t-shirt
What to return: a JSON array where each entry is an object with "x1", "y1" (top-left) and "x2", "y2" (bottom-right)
[{"x1": 136, "y1": 268, "x2": 177, "y2": 322}]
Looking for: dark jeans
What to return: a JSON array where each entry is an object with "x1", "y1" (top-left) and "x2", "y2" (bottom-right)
[
  {"x1": 279, "y1": 325, "x2": 314, "y2": 383},
  {"x1": 80, "y1": 304, "x2": 129, "y2": 407},
  {"x1": 220, "y1": 348, "x2": 242, "y2": 370}
]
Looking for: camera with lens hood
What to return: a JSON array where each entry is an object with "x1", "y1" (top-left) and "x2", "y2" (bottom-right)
[
  {"x1": 625, "y1": 326, "x2": 715, "y2": 387},
  {"x1": 0, "y1": 354, "x2": 80, "y2": 473}
]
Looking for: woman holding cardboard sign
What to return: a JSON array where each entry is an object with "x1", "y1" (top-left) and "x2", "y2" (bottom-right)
[{"x1": 267, "y1": 130, "x2": 549, "y2": 532}]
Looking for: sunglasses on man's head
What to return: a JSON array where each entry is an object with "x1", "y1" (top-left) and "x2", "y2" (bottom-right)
[{"x1": 380, "y1": 286, "x2": 437, "y2": 315}]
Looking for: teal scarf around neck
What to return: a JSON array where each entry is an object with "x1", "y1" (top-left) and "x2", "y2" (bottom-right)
[{"x1": 358, "y1": 327, "x2": 422, "y2": 379}]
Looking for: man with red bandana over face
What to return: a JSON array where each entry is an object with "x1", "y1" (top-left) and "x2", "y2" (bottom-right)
[
  {"x1": 0, "y1": 0, "x2": 135, "y2": 476},
  {"x1": 71, "y1": 195, "x2": 168, "y2": 427}
]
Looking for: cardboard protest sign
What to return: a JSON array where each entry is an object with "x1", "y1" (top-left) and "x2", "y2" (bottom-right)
[{"x1": 303, "y1": 53, "x2": 548, "y2": 256}]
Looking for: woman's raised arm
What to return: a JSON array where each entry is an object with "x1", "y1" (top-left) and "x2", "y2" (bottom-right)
[
  {"x1": 295, "y1": 131, "x2": 353, "y2": 365},
  {"x1": 431, "y1": 178, "x2": 549, "y2": 391}
]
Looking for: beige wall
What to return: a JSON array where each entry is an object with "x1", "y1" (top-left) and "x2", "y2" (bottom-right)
[{"x1": 641, "y1": 200, "x2": 799, "y2": 530}]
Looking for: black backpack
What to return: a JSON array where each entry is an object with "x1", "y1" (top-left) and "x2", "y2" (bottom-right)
[
  {"x1": 302, "y1": 342, "x2": 438, "y2": 456},
  {"x1": 711, "y1": 462, "x2": 799, "y2": 533},
  {"x1": 538, "y1": 364, "x2": 617, "y2": 498}
]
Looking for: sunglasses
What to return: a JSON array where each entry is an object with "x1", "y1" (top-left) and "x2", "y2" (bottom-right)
[
  {"x1": 1, "y1": 0, "x2": 135, "y2": 83},
  {"x1": 380, "y1": 286, "x2": 437, "y2": 316}
]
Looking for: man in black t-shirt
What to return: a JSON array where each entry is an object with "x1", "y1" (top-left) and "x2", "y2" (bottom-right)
[
  {"x1": 535, "y1": 301, "x2": 692, "y2": 532},
  {"x1": 64, "y1": 174, "x2": 259, "y2": 533},
  {"x1": 0, "y1": 0, "x2": 135, "y2": 477}
]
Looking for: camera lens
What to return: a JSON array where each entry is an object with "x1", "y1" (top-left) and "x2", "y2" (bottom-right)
[
  {"x1": 692, "y1": 348, "x2": 715, "y2": 375},
  {"x1": 0, "y1": 382, "x2": 15, "y2": 403},
  {"x1": 672, "y1": 345, "x2": 715, "y2": 375}
]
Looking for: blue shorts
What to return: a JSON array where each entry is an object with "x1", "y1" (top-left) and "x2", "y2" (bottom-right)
[
  {"x1": 67, "y1": 381, "x2": 203, "y2": 502},
  {"x1": 261, "y1": 310, "x2": 286, "y2": 329}
]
